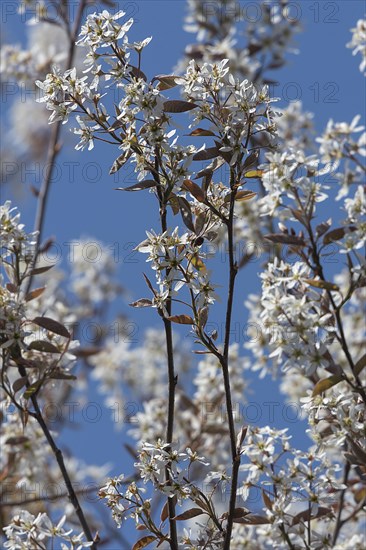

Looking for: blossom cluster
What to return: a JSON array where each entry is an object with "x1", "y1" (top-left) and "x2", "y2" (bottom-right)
[{"x1": 3, "y1": 511, "x2": 92, "y2": 549}]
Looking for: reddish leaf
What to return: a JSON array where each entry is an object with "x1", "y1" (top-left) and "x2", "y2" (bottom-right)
[
  {"x1": 262, "y1": 490, "x2": 273, "y2": 511},
  {"x1": 152, "y1": 74, "x2": 179, "y2": 90},
  {"x1": 355, "y1": 353, "x2": 366, "y2": 376},
  {"x1": 243, "y1": 150, "x2": 259, "y2": 169},
  {"x1": 312, "y1": 374, "x2": 344, "y2": 396},
  {"x1": 12, "y1": 377, "x2": 28, "y2": 393},
  {"x1": 182, "y1": 179, "x2": 205, "y2": 202},
  {"x1": 264, "y1": 234, "x2": 306, "y2": 246},
  {"x1": 233, "y1": 514, "x2": 270, "y2": 525},
  {"x1": 28, "y1": 340, "x2": 60, "y2": 354},
  {"x1": 30, "y1": 265, "x2": 54, "y2": 276},
  {"x1": 173, "y1": 508, "x2": 205, "y2": 520},
  {"x1": 73, "y1": 347, "x2": 101, "y2": 358},
  {"x1": 109, "y1": 150, "x2": 133, "y2": 174},
  {"x1": 129, "y1": 299, "x2": 153, "y2": 308},
  {"x1": 163, "y1": 100, "x2": 198, "y2": 113},
  {"x1": 292, "y1": 506, "x2": 331, "y2": 526},
  {"x1": 32, "y1": 317, "x2": 70, "y2": 338},
  {"x1": 224, "y1": 190, "x2": 256, "y2": 203},
  {"x1": 160, "y1": 501, "x2": 169, "y2": 523},
  {"x1": 25, "y1": 287, "x2": 45, "y2": 302},
  {"x1": 167, "y1": 315, "x2": 194, "y2": 325},
  {"x1": 323, "y1": 226, "x2": 355, "y2": 245},
  {"x1": 128, "y1": 65, "x2": 147, "y2": 81},
  {"x1": 6, "y1": 283, "x2": 17, "y2": 293},
  {"x1": 193, "y1": 147, "x2": 220, "y2": 161},
  {"x1": 132, "y1": 536, "x2": 156, "y2": 550},
  {"x1": 178, "y1": 197, "x2": 195, "y2": 232},
  {"x1": 116, "y1": 180, "x2": 156, "y2": 192},
  {"x1": 188, "y1": 128, "x2": 216, "y2": 137},
  {"x1": 194, "y1": 157, "x2": 225, "y2": 179}
]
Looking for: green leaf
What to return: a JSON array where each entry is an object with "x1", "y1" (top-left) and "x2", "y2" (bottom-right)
[
  {"x1": 24, "y1": 381, "x2": 43, "y2": 400},
  {"x1": 312, "y1": 374, "x2": 343, "y2": 396},
  {"x1": 243, "y1": 169, "x2": 263, "y2": 178},
  {"x1": 48, "y1": 372, "x2": 77, "y2": 380}
]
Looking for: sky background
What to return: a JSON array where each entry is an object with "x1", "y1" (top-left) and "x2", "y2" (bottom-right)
[{"x1": 1, "y1": 0, "x2": 366, "y2": 545}]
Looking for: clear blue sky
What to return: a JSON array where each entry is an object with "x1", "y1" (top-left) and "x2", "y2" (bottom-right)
[{"x1": 2, "y1": 0, "x2": 366, "y2": 545}]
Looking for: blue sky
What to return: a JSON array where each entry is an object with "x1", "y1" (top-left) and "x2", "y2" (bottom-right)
[{"x1": 2, "y1": 0, "x2": 366, "y2": 545}]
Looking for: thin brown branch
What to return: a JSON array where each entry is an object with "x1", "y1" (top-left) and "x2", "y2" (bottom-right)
[{"x1": 222, "y1": 169, "x2": 241, "y2": 550}]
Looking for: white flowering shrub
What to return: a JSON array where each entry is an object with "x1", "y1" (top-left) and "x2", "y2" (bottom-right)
[{"x1": 1, "y1": 1, "x2": 365, "y2": 549}]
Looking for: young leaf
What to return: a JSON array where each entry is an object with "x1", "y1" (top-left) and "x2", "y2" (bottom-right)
[
  {"x1": 12, "y1": 377, "x2": 28, "y2": 393},
  {"x1": 193, "y1": 147, "x2": 220, "y2": 161},
  {"x1": 234, "y1": 514, "x2": 270, "y2": 524},
  {"x1": 243, "y1": 150, "x2": 259, "y2": 169},
  {"x1": 109, "y1": 151, "x2": 132, "y2": 175},
  {"x1": 28, "y1": 340, "x2": 60, "y2": 354},
  {"x1": 160, "y1": 501, "x2": 169, "y2": 523},
  {"x1": 129, "y1": 299, "x2": 153, "y2": 308},
  {"x1": 292, "y1": 507, "x2": 331, "y2": 526},
  {"x1": 354, "y1": 353, "x2": 366, "y2": 376},
  {"x1": 312, "y1": 374, "x2": 343, "y2": 396},
  {"x1": 243, "y1": 170, "x2": 263, "y2": 178},
  {"x1": 262, "y1": 491, "x2": 273, "y2": 511},
  {"x1": 304, "y1": 279, "x2": 339, "y2": 291},
  {"x1": 6, "y1": 283, "x2": 17, "y2": 293},
  {"x1": 188, "y1": 128, "x2": 216, "y2": 137},
  {"x1": 32, "y1": 317, "x2": 70, "y2": 338},
  {"x1": 235, "y1": 190, "x2": 257, "y2": 201},
  {"x1": 178, "y1": 197, "x2": 195, "y2": 231},
  {"x1": 30, "y1": 265, "x2": 54, "y2": 276},
  {"x1": 132, "y1": 536, "x2": 157, "y2": 550},
  {"x1": 167, "y1": 315, "x2": 194, "y2": 325},
  {"x1": 264, "y1": 234, "x2": 306, "y2": 246},
  {"x1": 24, "y1": 380, "x2": 43, "y2": 400},
  {"x1": 128, "y1": 65, "x2": 147, "y2": 81},
  {"x1": 116, "y1": 180, "x2": 156, "y2": 192},
  {"x1": 323, "y1": 227, "x2": 346, "y2": 244},
  {"x1": 182, "y1": 179, "x2": 205, "y2": 202},
  {"x1": 151, "y1": 74, "x2": 179, "y2": 90},
  {"x1": 163, "y1": 100, "x2": 198, "y2": 113},
  {"x1": 25, "y1": 287, "x2": 45, "y2": 302},
  {"x1": 173, "y1": 508, "x2": 205, "y2": 520}
]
